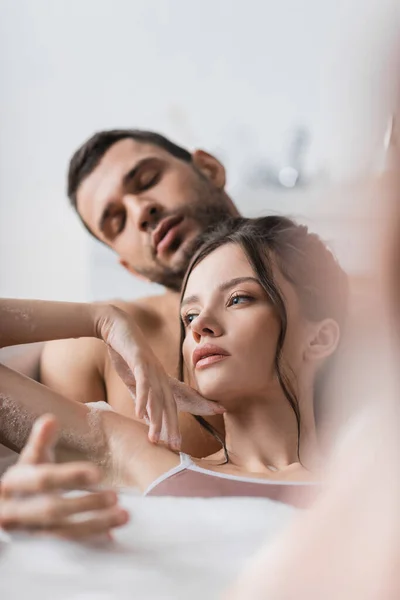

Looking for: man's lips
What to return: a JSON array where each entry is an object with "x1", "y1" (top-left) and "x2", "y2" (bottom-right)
[
  {"x1": 192, "y1": 344, "x2": 230, "y2": 370},
  {"x1": 152, "y1": 215, "x2": 184, "y2": 256}
]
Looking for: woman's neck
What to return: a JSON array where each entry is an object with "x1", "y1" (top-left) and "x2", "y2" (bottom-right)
[{"x1": 221, "y1": 386, "x2": 321, "y2": 473}]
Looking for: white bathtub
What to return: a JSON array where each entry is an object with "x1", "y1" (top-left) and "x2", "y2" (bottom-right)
[{"x1": 0, "y1": 494, "x2": 295, "y2": 599}]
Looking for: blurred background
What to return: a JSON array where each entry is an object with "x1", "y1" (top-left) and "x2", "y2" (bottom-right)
[{"x1": 0, "y1": 0, "x2": 399, "y2": 301}]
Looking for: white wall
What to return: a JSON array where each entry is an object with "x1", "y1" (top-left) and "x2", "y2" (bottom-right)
[{"x1": 0, "y1": 0, "x2": 398, "y2": 301}]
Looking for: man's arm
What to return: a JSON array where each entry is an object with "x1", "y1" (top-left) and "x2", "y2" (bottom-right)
[{"x1": 40, "y1": 337, "x2": 107, "y2": 404}]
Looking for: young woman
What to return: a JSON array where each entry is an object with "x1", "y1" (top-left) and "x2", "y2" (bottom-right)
[{"x1": 0, "y1": 216, "x2": 348, "y2": 505}]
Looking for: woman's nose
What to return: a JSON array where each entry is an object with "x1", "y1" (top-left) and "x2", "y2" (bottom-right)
[{"x1": 191, "y1": 313, "x2": 222, "y2": 342}]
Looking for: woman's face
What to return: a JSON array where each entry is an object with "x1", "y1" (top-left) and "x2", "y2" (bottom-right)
[{"x1": 181, "y1": 243, "x2": 308, "y2": 405}]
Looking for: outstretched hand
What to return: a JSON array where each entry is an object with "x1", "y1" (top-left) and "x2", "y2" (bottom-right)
[{"x1": 0, "y1": 415, "x2": 129, "y2": 539}]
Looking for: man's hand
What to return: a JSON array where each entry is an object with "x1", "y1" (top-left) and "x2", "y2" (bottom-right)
[
  {"x1": 96, "y1": 305, "x2": 225, "y2": 450},
  {"x1": 0, "y1": 415, "x2": 129, "y2": 539},
  {"x1": 168, "y1": 377, "x2": 226, "y2": 416}
]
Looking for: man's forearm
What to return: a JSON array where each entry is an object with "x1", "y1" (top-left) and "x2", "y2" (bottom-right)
[{"x1": 0, "y1": 299, "x2": 108, "y2": 348}]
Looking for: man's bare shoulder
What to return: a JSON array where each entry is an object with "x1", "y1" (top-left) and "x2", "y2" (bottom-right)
[
  {"x1": 42, "y1": 336, "x2": 105, "y2": 357},
  {"x1": 41, "y1": 336, "x2": 106, "y2": 378},
  {"x1": 40, "y1": 336, "x2": 107, "y2": 403},
  {"x1": 109, "y1": 293, "x2": 179, "y2": 331}
]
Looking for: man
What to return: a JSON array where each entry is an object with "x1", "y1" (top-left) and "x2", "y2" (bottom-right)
[{"x1": 41, "y1": 130, "x2": 239, "y2": 456}]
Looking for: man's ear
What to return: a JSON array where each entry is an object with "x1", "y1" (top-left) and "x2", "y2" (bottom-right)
[
  {"x1": 304, "y1": 319, "x2": 340, "y2": 364},
  {"x1": 119, "y1": 259, "x2": 150, "y2": 283},
  {"x1": 192, "y1": 149, "x2": 226, "y2": 190}
]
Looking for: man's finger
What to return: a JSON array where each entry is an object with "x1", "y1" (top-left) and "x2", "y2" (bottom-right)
[
  {"x1": 18, "y1": 414, "x2": 59, "y2": 465},
  {"x1": 134, "y1": 368, "x2": 149, "y2": 420},
  {"x1": 147, "y1": 389, "x2": 163, "y2": 444},
  {"x1": 1, "y1": 462, "x2": 101, "y2": 497},
  {"x1": 170, "y1": 379, "x2": 226, "y2": 415},
  {"x1": 162, "y1": 386, "x2": 181, "y2": 450},
  {"x1": 176, "y1": 394, "x2": 226, "y2": 415}
]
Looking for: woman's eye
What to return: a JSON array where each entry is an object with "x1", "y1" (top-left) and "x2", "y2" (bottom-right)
[
  {"x1": 229, "y1": 294, "x2": 253, "y2": 306},
  {"x1": 183, "y1": 313, "x2": 198, "y2": 327}
]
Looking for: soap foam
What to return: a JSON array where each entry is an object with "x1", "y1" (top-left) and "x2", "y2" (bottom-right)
[
  {"x1": 0, "y1": 393, "x2": 32, "y2": 451},
  {"x1": 0, "y1": 394, "x2": 110, "y2": 467}
]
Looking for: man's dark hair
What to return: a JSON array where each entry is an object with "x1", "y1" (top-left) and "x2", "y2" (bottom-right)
[{"x1": 67, "y1": 129, "x2": 192, "y2": 209}]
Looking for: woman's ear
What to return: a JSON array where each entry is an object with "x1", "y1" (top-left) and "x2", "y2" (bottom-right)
[
  {"x1": 304, "y1": 319, "x2": 340, "y2": 364},
  {"x1": 192, "y1": 149, "x2": 226, "y2": 190},
  {"x1": 119, "y1": 259, "x2": 150, "y2": 283}
]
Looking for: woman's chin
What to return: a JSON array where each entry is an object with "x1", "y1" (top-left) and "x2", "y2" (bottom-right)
[{"x1": 196, "y1": 379, "x2": 237, "y2": 405}]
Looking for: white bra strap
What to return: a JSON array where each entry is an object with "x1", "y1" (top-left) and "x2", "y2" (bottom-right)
[{"x1": 179, "y1": 452, "x2": 194, "y2": 468}]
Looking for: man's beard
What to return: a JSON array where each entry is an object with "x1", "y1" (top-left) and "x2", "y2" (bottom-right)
[{"x1": 135, "y1": 174, "x2": 235, "y2": 292}]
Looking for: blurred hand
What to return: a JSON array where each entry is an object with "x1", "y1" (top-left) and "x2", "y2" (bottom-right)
[
  {"x1": 226, "y1": 163, "x2": 400, "y2": 599},
  {"x1": 225, "y1": 409, "x2": 400, "y2": 600},
  {"x1": 0, "y1": 415, "x2": 129, "y2": 540}
]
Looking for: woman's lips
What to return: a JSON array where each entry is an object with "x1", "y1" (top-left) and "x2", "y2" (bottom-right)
[
  {"x1": 195, "y1": 354, "x2": 229, "y2": 370},
  {"x1": 192, "y1": 344, "x2": 230, "y2": 370}
]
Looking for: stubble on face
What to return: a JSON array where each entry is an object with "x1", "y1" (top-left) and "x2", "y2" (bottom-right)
[{"x1": 135, "y1": 170, "x2": 235, "y2": 291}]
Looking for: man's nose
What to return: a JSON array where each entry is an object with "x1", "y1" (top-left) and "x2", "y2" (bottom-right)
[{"x1": 126, "y1": 197, "x2": 161, "y2": 232}]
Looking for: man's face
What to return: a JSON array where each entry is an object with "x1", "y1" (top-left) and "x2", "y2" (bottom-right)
[{"x1": 76, "y1": 139, "x2": 235, "y2": 290}]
